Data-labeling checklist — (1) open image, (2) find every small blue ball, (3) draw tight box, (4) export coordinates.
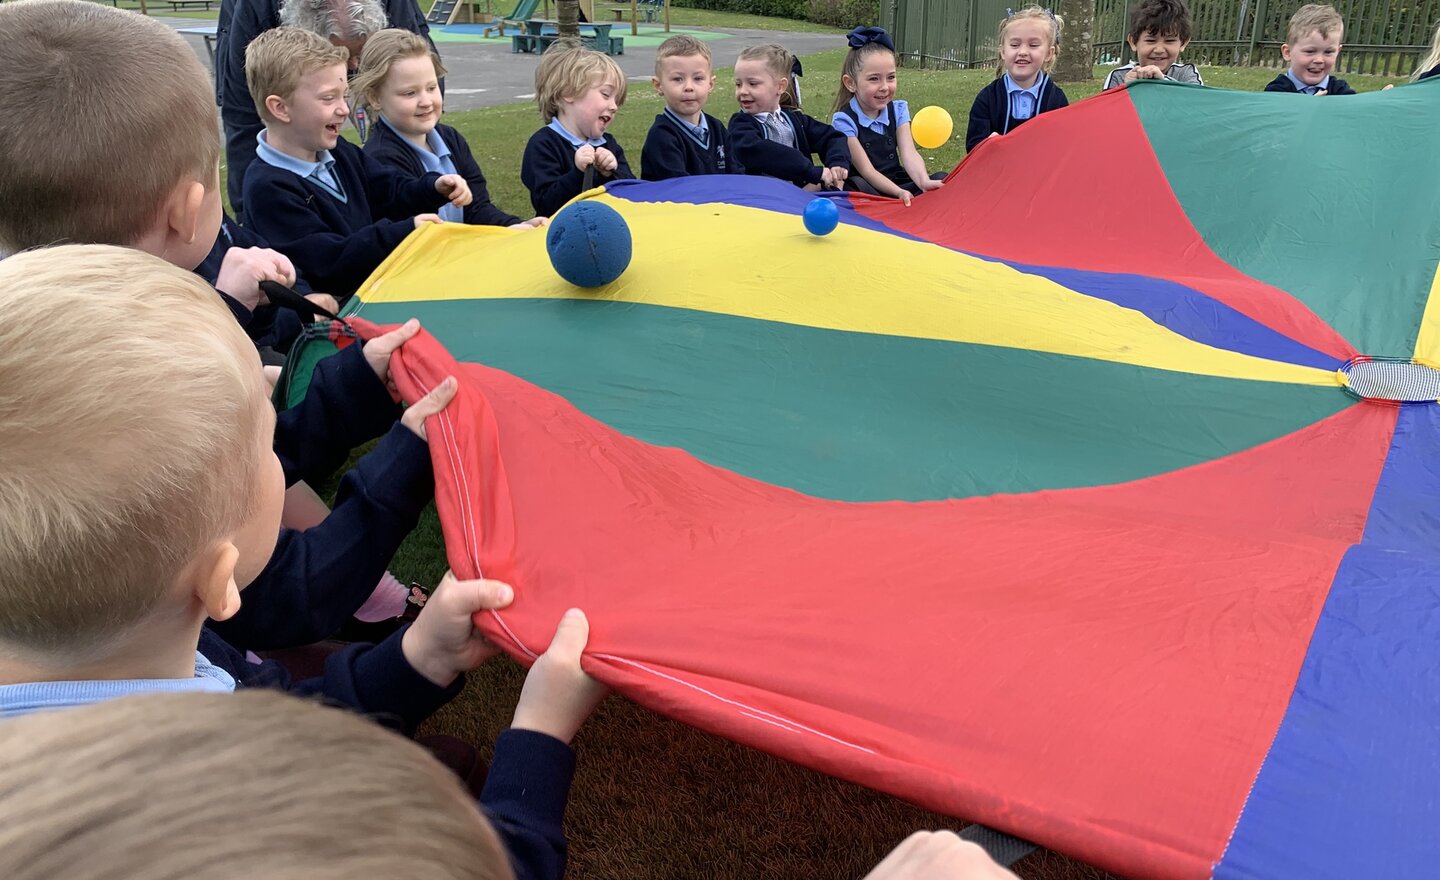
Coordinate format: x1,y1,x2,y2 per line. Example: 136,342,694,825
546,201,633,288
803,197,840,236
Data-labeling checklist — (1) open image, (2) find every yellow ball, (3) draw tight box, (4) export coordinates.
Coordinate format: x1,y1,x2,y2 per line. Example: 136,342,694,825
911,105,954,150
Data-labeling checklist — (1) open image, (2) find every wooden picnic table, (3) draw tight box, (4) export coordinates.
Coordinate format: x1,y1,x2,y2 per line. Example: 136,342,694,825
522,18,613,42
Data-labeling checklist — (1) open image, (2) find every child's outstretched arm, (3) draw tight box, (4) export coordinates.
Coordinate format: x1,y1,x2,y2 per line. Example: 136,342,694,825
729,112,825,185
964,83,1001,151
844,135,912,204
480,609,607,880
896,122,943,196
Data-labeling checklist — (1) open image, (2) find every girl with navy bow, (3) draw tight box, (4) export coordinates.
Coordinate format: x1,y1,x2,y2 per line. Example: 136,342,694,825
830,26,945,204
964,6,1070,152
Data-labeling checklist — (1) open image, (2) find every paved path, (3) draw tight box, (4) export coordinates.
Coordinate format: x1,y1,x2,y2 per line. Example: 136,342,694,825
167,16,839,113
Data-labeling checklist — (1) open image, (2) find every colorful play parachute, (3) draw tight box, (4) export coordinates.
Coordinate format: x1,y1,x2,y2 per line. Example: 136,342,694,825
343,81,1440,879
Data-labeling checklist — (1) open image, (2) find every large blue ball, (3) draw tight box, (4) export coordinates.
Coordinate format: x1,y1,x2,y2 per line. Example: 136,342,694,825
803,197,840,236
546,201,633,288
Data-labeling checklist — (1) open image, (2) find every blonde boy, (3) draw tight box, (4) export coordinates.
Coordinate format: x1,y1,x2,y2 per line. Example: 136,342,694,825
521,45,635,217
242,26,472,295
0,0,476,652
641,35,740,181
0,245,513,734
1264,4,1356,95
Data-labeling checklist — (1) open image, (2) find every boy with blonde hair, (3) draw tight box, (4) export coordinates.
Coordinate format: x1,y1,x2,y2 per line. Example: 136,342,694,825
1264,4,1355,95
641,35,740,181
0,0,460,653
0,245,514,737
242,26,473,295
521,44,635,217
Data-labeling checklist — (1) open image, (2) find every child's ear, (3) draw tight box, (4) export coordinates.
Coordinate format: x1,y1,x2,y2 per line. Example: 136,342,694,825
1178,40,1190,53
264,94,292,124
192,542,243,622
842,73,856,93
651,75,661,92
1127,36,1139,52
166,178,208,246
1281,43,1292,62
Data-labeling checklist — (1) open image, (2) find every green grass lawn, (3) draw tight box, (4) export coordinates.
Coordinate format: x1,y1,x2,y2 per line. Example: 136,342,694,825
301,56,1403,880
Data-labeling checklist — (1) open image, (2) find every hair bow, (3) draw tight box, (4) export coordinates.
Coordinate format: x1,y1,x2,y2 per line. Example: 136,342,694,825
846,26,894,51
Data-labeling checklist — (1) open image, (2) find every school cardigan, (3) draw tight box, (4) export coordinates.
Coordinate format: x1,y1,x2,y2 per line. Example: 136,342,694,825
728,109,850,186
640,111,739,181
965,76,1070,152
521,126,634,217
208,343,438,651
1263,73,1357,95
365,120,523,227
243,136,447,295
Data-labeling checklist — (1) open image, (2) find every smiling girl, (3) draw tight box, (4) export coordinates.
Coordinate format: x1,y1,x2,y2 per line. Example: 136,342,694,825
964,7,1070,152
355,29,544,228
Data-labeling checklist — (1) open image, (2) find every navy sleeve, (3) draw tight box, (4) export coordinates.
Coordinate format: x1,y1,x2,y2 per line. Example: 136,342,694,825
641,117,688,181
1050,85,1070,110
208,423,433,650
273,341,401,487
800,113,850,169
966,83,999,151
715,116,743,174
448,129,524,226
243,164,414,294
481,729,577,880
1420,64,1440,81
1328,77,1357,95
356,143,447,221
522,129,587,217
729,112,822,185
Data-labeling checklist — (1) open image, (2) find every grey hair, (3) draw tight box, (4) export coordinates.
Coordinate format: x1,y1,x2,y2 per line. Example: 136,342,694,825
279,0,389,39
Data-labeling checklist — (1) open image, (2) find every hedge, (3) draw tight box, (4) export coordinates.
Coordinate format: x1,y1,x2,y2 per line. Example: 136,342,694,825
669,0,880,28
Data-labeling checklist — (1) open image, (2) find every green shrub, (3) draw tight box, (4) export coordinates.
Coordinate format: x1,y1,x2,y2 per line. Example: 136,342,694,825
805,0,879,27
669,0,809,19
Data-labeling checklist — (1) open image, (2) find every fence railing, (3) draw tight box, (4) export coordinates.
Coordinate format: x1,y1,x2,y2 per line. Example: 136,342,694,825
886,0,1440,76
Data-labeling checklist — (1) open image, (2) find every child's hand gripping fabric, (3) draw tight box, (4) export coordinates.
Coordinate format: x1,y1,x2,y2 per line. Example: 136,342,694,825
821,165,849,189
401,572,518,687
215,246,297,312
862,831,1018,880
512,609,608,744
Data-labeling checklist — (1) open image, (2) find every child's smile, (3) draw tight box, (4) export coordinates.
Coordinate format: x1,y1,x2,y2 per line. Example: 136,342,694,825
375,55,444,145
1130,30,1186,72
733,58,784,114
1001,19,1052,87
1284,28,1342,85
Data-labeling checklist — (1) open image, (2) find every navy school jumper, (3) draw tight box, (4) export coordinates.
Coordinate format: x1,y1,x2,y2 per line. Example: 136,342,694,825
728,109,850,186
1263,73,1357,95
640,111,741,181
833,103,915,194
243,136,448,295
964,76,1070,152
521,126,634,218
364,120,524,227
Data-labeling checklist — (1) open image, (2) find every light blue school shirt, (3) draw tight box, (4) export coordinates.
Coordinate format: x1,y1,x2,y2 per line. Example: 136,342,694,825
831,98,910,137
1003,73,1047,120
1284,70,1332,94
255,130,346,202
546,118,608,148
0,652,236,719
380,115,462,222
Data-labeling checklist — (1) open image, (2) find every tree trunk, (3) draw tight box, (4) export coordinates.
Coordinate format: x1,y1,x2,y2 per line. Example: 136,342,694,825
558,0,580,38
1053,0,1095,82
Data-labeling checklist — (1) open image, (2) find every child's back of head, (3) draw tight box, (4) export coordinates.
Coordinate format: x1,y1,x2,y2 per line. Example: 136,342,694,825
0,0,218,253
0,690,515,880
0,245,269,665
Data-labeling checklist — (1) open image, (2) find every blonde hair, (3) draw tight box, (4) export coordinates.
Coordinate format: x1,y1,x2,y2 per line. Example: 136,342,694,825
0,0,219,253
654,33,712,75
995,5,1064,77
737,43,801,108
534,43,628,122
0,246,268,662
833,38,896,114
1413,20,1440,80
351,27,447,115
245,25,351,125
1286,3,1344,44
0,691,516,880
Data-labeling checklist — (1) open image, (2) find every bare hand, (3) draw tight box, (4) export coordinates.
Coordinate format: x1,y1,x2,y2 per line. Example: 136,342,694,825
401,573,516,687
436,174,472,207
511,216,548,229
1128,65,1165,81
511,609,608,744
917,177,944,192
214,247,295,312
362,318,420,400
574,144,596,171
593,147,618,176
400,375,457,441
862,832,1018,880
413,213,444,229
303,292,340,316
1316,88,1329,96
